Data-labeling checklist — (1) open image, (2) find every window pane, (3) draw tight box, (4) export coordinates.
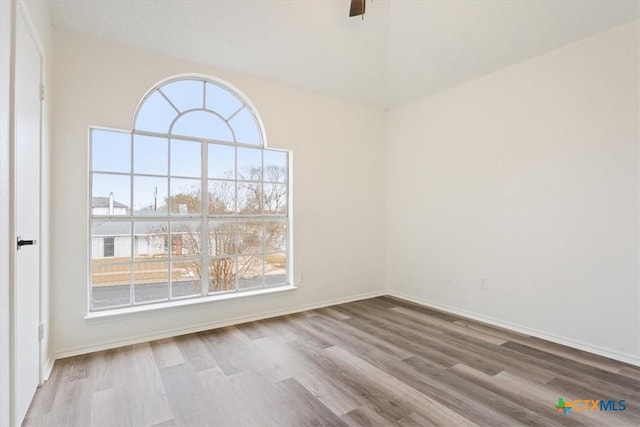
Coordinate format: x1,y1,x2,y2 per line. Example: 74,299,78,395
209,257,236,293
92,173,130,216
208,221,238,257
133,176,168,215
264,220,286,253
263,150,287,183
237,182,262,214
205,82,242,119
91,262,131,309
134,135,168,175
265,253,287,286
172,260,201,298
92,221,131,260
208,180,235,215
171,111,233,142
237,221,263,255
169,178,201,215
134,261,169,303
208,144,235,179
229,108,260,145
237,255,263,289
134,90,177,134
263,184,287,215
133,222,168,262
160,80,204,113
237,147,261,181
171,221,200,258
92,129,130,173
171,139,201,178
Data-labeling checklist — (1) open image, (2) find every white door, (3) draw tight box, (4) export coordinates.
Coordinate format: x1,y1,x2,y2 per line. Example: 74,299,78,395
13,7,42,426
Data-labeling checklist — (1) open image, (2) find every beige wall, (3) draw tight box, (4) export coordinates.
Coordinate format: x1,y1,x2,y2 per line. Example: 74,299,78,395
51,19,640,365
51,30,387,356
387,21,639,362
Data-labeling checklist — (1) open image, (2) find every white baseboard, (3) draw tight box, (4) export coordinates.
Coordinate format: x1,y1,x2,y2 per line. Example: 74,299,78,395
388,291,640,367
50,289,640,369
41,355,54,384
52,289,386,361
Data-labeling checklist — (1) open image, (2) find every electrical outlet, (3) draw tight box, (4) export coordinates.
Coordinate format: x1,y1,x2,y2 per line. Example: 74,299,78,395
480,277,488,290
299,272,306,283
445,272,453,283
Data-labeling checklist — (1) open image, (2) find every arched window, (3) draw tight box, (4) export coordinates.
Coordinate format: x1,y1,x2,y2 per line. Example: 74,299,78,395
89,76,290,311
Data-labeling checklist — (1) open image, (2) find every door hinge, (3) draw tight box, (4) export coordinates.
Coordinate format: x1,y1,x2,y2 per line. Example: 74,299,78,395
38,324,44,341
39,84,45,101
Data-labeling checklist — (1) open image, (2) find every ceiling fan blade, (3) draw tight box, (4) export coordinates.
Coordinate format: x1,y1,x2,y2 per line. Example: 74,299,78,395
349,0,366,17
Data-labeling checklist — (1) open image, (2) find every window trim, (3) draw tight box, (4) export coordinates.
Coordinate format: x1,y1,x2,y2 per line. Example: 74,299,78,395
87,75,293,314
84,284,297,322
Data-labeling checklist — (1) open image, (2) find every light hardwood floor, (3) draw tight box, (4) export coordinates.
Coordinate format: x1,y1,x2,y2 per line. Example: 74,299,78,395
25,297,640,426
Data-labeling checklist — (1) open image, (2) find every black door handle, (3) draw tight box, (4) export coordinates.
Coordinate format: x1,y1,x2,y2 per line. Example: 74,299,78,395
17,236,37,250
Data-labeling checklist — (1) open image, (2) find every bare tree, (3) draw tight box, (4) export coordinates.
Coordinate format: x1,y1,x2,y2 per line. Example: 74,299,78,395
154,164,287,292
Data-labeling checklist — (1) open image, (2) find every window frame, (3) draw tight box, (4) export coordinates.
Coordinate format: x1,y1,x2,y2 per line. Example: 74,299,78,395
87,75,293,313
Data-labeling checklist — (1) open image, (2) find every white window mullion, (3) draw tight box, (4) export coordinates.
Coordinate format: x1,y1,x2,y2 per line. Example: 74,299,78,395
234,146,239,291
201,140,209,296
261,150,266,289
129,131,135,306
168,137,173,300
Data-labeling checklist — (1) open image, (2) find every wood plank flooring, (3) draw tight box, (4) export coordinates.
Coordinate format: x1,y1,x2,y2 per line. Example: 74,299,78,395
25,297,640,426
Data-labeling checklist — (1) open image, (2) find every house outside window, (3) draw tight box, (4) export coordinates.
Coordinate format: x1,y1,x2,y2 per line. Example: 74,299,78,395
89,76,291,311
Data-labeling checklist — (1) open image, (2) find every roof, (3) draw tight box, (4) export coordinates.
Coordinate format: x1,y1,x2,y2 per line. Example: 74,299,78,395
92,196,128,209
92,221,167,236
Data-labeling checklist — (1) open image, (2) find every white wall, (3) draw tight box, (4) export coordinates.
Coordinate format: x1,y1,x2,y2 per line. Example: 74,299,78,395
51,30,387,356
387,21,640,362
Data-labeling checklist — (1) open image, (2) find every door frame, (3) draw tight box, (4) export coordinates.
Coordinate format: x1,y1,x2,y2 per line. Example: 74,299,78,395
5,2,44,425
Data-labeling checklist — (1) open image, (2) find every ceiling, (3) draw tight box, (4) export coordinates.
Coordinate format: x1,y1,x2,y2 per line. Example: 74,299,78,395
49,0,639,109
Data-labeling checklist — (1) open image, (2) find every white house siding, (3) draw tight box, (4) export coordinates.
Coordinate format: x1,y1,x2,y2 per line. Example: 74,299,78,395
92,207,127,216
91,235,132,259
92,235,169,259
115,236,131,257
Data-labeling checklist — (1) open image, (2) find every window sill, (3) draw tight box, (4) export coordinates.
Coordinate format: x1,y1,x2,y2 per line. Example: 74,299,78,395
84,284,297,323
